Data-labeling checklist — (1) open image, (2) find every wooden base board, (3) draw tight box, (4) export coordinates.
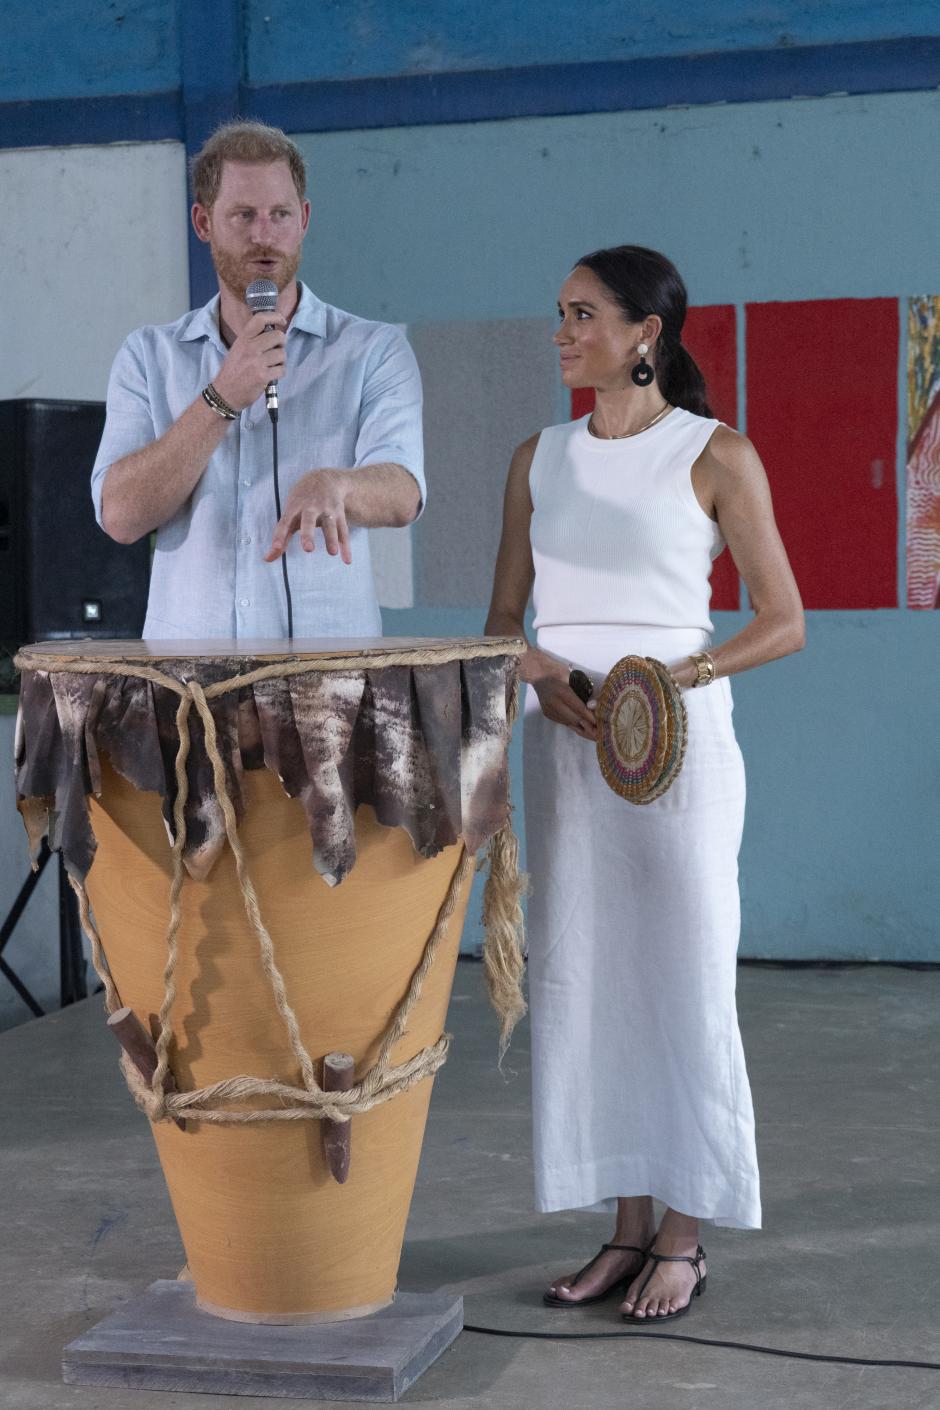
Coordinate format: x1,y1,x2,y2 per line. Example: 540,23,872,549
62,1281,463,1402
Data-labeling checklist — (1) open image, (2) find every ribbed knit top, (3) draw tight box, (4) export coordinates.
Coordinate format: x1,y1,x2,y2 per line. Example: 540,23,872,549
529,408,725,633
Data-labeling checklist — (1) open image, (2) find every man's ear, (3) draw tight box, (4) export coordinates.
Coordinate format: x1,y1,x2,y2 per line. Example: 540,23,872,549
192,203,212,245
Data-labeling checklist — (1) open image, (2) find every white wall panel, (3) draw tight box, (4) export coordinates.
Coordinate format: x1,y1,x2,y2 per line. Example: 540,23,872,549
1,141,190,402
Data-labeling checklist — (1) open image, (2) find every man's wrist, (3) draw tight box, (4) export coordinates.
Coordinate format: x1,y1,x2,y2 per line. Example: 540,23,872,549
202,383,238,420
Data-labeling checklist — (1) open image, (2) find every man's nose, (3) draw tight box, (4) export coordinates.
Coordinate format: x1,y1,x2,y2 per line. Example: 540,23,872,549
249,215,276,242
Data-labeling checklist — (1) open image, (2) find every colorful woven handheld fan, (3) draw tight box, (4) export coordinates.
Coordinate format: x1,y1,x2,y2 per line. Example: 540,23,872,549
595,655,688,804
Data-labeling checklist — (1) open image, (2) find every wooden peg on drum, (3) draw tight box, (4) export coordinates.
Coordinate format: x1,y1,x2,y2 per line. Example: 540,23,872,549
106,1007,186,1131
322,1052,355,1184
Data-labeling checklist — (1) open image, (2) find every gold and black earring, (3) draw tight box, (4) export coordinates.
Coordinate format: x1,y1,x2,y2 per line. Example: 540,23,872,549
631,342,654,387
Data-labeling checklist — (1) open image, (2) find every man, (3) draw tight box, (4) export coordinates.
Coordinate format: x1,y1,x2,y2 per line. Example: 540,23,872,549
92,121,423,638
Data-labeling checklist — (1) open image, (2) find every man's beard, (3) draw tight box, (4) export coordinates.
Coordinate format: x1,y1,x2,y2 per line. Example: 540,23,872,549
211,241,302,298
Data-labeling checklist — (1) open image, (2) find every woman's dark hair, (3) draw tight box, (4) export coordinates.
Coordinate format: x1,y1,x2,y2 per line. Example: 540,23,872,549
575,245,712,417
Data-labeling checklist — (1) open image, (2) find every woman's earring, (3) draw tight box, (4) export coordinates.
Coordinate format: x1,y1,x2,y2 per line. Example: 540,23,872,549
632,342,654,387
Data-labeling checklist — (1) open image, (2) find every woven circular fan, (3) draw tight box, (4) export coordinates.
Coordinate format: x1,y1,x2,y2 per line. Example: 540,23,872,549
595,655,687,805
643,658,688,802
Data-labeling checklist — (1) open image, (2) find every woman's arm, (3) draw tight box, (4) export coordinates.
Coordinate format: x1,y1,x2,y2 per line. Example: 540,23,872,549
485,435,597,738
675,425,805,688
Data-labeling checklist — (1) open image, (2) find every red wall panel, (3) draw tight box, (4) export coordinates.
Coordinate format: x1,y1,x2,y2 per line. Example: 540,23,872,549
684,306,740,609
570,305,740,609
746,298,898,609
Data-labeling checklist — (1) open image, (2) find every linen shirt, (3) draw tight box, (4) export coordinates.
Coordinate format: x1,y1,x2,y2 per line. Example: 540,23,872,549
91,283,424,638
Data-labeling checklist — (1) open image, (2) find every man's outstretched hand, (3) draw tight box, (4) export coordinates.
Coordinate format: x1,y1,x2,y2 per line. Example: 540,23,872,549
264,468,353,563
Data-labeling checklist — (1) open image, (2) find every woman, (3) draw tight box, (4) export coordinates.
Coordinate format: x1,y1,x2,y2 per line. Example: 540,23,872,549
485,245,804,1322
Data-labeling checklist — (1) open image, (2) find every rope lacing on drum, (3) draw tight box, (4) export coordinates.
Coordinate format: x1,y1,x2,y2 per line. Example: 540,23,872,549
18,643,527,1127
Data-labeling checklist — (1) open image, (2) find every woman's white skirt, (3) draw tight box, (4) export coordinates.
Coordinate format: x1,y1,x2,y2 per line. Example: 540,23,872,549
524,624,761,1230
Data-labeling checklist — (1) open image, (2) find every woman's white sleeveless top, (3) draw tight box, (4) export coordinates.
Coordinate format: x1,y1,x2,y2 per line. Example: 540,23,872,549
529,408,726,634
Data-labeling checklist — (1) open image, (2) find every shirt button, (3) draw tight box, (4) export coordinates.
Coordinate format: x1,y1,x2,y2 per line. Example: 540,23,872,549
241,536,252,546
242,478,252,487
239,598,250,608
244,418,254,429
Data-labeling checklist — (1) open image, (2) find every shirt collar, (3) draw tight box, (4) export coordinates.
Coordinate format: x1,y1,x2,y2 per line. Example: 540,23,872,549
178,282,327,346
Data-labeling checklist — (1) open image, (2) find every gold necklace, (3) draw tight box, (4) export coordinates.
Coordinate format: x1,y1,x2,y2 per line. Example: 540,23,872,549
587,403,672,439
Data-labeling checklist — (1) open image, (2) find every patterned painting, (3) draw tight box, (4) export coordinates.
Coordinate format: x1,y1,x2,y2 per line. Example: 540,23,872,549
907,297,940,609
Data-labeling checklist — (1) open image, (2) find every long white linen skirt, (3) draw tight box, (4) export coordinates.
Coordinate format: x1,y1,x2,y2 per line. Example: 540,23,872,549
524,624,761,1229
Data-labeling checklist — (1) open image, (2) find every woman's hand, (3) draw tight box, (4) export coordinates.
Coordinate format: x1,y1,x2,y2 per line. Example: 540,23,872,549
524,651,597,740
669,658,699,690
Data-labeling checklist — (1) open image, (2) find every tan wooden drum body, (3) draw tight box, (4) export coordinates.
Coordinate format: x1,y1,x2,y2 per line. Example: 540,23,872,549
84,761,472,1322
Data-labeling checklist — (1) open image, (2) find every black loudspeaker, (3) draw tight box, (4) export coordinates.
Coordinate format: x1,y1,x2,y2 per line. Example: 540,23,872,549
0,399,150,661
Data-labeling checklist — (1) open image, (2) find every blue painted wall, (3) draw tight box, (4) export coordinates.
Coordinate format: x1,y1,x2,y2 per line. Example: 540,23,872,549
2,1,179,101
296,91,940,321
245,0,940,84
6,1,940,103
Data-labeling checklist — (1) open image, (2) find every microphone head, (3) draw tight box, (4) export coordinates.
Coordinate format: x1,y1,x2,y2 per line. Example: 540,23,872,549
245,278,278,315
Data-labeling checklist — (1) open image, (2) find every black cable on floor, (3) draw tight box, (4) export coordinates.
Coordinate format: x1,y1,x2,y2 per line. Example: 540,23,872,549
463,1324,940,1370
738,958,940,971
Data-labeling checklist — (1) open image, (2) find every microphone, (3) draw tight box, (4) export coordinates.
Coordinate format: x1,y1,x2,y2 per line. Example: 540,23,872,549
245,276,293,635
245,278,280,419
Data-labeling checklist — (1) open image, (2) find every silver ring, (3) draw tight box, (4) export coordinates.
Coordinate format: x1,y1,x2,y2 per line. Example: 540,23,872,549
321,512,333,519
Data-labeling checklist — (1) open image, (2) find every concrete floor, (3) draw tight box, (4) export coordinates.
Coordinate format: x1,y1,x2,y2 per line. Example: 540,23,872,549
2,959,940,1409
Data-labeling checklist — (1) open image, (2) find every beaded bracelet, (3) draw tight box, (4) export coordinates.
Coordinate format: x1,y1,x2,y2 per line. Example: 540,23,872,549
202,383,238,421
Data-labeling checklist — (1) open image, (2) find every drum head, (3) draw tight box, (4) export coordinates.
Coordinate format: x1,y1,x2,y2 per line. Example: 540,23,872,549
595,655,687,805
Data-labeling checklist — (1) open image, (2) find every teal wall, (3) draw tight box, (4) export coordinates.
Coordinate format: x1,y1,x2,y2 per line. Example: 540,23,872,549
297,90,940,319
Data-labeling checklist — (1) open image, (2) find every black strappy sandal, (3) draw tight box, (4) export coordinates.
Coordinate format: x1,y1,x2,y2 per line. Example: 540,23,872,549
543,1242,648,1308
621,1243,707,1323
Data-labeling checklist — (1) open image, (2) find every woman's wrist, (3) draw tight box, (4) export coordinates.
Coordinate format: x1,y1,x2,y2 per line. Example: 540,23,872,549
520,646,567,687
671,652,719,689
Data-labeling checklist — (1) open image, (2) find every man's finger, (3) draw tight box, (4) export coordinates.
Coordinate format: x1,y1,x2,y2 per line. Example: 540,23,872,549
336,514,352,565
264,510,297,561
248,312,287,334
299,507,320,553
319,512,341,557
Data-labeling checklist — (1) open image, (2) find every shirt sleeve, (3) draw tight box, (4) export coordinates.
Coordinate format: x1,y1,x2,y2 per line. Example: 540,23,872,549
354,326,426,516
90,330,157,527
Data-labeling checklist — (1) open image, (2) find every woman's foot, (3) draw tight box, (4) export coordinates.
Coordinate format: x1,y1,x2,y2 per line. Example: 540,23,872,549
545,1196,655,1306
545,1242,647,1305
620,1209,706,1320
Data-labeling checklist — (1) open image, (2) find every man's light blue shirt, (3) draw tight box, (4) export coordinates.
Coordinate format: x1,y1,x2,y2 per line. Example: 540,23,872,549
91,283,424,638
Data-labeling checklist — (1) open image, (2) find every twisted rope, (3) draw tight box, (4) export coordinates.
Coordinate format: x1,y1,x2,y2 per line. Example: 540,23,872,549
26,642,526,1126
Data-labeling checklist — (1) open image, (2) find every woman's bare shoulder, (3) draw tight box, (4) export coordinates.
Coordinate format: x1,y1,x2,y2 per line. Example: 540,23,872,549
702,423,765,484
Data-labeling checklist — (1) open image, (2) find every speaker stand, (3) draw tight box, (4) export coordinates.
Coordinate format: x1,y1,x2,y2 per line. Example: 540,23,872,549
0,839,87,1017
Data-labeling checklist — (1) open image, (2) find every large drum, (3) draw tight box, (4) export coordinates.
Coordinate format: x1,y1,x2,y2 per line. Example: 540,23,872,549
15,637,524,1324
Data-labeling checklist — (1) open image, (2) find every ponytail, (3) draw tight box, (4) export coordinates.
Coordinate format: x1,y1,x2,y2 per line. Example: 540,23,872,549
656,337,712,418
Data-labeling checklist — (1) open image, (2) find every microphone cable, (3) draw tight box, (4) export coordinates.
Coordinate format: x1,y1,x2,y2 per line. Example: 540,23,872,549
267,398,293,640
462,1322,940,1372
246,277,293,639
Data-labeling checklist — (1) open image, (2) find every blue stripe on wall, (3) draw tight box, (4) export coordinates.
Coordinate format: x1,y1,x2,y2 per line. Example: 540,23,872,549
2,38,939,152
0,92,181,148
248,37,940,132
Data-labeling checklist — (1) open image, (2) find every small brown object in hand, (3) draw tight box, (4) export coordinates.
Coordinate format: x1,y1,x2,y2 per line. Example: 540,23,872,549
568,669,594,705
